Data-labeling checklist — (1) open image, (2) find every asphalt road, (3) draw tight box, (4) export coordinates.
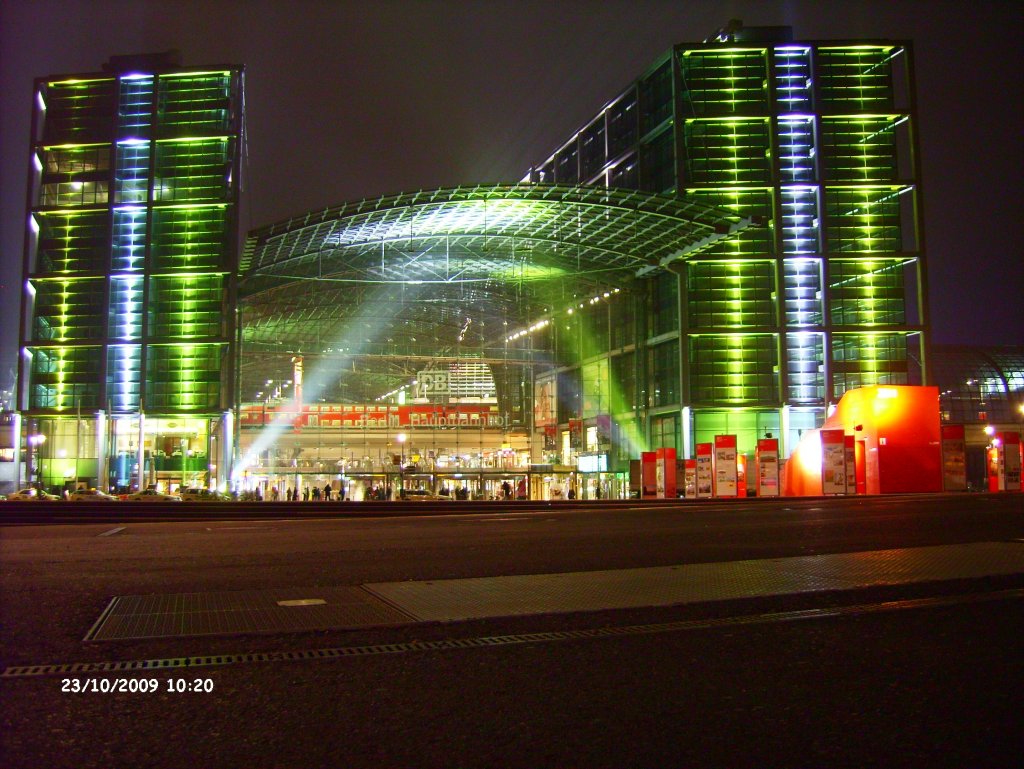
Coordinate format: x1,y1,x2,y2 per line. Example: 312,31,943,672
1,494,1022,768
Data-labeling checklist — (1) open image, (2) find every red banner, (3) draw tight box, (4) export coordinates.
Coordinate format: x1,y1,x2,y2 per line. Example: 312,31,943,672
240,403,503,429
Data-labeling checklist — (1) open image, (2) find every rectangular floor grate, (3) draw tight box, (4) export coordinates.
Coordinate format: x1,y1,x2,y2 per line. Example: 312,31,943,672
85,586,417,641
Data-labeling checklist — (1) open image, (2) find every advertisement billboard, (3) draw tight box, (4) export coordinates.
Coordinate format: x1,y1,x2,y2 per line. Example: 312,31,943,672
844,435,857,495
940,424,967,491
821,429,847,495
695,443,713,498
684,459,696,498
993,432,1022,492
755,438,779,497
656,447,677,498
713,435,737,497
641,451,658,498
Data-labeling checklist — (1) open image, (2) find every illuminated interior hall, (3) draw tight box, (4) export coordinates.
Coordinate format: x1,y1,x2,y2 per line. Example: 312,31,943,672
236,185,748,500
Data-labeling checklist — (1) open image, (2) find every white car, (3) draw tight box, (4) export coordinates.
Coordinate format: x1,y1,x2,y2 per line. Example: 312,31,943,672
178,488,230,502
68,488,119,502
122,488,182,502
6,488,61,501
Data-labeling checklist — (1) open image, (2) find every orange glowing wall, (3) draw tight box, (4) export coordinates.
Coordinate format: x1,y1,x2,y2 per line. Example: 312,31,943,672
783,385,943,496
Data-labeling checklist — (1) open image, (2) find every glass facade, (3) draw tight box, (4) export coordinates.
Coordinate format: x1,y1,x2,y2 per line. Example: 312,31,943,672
931,346,1024,426
18,57,242,491
524,29,927,464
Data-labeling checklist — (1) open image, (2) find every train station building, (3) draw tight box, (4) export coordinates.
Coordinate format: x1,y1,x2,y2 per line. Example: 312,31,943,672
8,24,961,498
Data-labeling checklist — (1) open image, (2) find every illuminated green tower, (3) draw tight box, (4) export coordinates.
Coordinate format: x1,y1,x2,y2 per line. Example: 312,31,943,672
524,23,927,460
17,52,243,491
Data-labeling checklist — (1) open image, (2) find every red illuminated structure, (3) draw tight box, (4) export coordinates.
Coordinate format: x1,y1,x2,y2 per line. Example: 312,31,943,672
655,447,677,498
641,451,657,498
783,386,943,496
987,432,1022,492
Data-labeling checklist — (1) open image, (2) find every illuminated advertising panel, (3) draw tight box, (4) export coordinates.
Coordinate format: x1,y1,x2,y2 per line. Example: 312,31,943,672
998,432,1021,492
696,443,713,498
756,438,779,497
941,424,966,491
821,429,846,495
713,435,737,497
844,434,857,495
656,447,677,498
641,451,658,498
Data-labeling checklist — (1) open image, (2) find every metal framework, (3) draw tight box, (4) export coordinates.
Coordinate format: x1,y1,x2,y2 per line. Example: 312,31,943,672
239,184,749,402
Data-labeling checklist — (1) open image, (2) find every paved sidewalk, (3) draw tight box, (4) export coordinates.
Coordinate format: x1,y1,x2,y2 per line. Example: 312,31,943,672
364,541,1024,621
85,541,1024,641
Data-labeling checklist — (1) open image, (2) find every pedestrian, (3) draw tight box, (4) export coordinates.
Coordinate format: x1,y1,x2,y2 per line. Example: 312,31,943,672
323,483,332,501
271,486,279,501
303,487,309,501
567,486,576,500
312,486,320,501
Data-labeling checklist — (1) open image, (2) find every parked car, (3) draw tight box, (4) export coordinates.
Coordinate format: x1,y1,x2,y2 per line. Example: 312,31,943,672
122,488,182,502
400,489,444,501
178,488,230,502
6,488,61,501
68,488,119,502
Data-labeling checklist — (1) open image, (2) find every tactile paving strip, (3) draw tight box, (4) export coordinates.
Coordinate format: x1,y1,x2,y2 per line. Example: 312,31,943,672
364,542,1024,622
85,586,416,641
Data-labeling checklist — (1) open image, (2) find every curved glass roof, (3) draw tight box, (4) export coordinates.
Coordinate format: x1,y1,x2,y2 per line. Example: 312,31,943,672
932,345,1024,424
238,184,750,402
241,184,748,281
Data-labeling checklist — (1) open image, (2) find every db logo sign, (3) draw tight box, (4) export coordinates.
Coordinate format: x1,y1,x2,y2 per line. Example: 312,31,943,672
418,371,449,395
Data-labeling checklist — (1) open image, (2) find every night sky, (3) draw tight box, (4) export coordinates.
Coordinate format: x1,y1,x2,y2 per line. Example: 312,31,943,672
1,0,1021,389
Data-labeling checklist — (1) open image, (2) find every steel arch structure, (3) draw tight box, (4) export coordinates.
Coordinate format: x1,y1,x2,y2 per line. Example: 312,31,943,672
239,184,750,404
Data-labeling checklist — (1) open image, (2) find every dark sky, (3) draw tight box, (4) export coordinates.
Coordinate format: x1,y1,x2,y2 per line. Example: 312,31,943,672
1,0,1021,386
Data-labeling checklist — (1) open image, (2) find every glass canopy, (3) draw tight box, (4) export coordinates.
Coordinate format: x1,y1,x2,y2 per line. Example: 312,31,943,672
239,184,750,404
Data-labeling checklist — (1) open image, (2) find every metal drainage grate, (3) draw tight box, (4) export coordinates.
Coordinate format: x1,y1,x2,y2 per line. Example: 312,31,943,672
5,588,1020,679
84,586,417,642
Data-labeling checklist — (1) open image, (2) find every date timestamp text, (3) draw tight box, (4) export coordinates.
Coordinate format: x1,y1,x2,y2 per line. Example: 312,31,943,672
62,678,214,693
